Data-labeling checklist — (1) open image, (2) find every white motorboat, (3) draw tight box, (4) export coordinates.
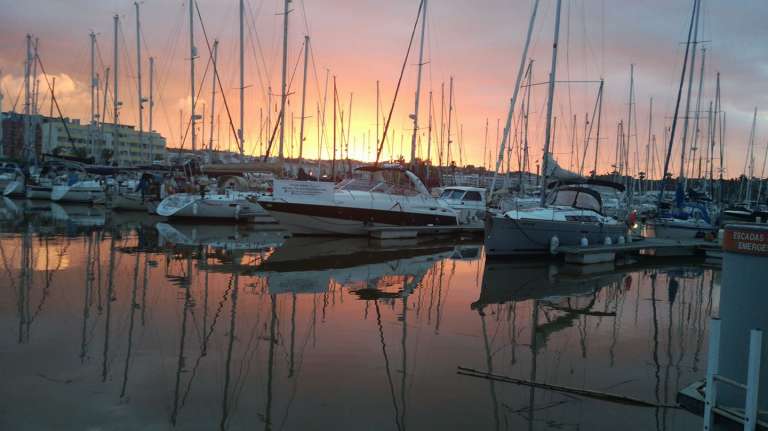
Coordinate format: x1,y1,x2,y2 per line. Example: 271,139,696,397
437,186,486,223
156,189,272,222
51,179,105,204
485,186,627,256
258,165,459,236
3,179,25,197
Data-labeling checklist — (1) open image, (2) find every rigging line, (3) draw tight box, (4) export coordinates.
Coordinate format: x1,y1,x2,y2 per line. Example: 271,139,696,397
35,54,78,151
178,53,213,151
195,0,243,155
262,38,307,160
245,0,271,105
375,0,425,166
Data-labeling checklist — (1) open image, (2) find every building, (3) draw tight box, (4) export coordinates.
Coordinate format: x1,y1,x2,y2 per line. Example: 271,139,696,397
0,112,166,166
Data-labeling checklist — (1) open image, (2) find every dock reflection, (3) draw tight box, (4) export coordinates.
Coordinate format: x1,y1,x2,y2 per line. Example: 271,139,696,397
0,198,717,430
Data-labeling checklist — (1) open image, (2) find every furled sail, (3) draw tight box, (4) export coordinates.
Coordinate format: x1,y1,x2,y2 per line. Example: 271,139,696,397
544,153,583,182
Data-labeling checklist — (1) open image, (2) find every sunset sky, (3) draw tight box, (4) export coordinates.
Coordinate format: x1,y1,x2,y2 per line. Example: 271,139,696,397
1,0,767,178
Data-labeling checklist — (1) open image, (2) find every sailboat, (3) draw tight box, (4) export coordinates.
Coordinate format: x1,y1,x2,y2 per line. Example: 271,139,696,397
648,0,716,239
484,1,626,256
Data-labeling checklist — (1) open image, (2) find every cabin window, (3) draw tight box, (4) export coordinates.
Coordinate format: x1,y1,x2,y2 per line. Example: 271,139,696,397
463,191,482,202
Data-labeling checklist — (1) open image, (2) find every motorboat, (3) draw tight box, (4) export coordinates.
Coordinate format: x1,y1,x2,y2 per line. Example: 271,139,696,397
156,189,272,222
484,185,627,256
258,165,459,235
437,186,486,223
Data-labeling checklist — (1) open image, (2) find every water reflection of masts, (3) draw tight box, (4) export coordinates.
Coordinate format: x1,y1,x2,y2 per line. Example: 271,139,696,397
18,227,32,343
170,260,192,426
101,233,117,382
650,273,662,431
219,271,239,430
375,299,402,431
119,252,141,397
527,300,539,431
80,231,96,362
478,304,501,431
264,293,277,431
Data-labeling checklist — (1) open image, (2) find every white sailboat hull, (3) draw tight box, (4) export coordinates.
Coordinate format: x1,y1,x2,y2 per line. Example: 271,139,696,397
51,182,105,203
646,218,715,240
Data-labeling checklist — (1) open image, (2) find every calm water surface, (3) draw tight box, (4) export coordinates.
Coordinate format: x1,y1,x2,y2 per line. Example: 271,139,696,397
0,200,718,430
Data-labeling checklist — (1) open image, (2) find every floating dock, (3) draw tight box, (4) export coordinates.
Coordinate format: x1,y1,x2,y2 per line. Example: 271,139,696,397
365,224,484,239
555,237,719,265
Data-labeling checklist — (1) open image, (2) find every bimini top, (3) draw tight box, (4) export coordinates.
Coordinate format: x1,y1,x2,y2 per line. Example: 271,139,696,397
548,178,626,192
547,186,604,213
340,165,430,196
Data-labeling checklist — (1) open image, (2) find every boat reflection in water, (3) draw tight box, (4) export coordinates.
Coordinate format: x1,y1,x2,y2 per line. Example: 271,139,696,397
0,207,721,430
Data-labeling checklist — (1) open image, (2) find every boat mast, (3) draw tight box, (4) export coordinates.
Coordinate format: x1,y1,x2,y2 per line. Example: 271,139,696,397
678,0,701,182
299,35,310,165
149,56,154,163
189,0,197,154
239,0,245,160
113,15,120,159
446,76,453,166
539,0,563,206
278,0,291,160
409,0,427,169
645,97,653,193
209,39,218,161
90,31,97,159
691,47,706,182
657,0,699,205
135,2,144,166
23,34,32,162
743,108,758,205
332,75,337,178
489,0,540,201
715,72,723,205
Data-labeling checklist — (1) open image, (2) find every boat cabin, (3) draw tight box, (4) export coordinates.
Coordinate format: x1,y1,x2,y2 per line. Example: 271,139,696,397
547,186,605,214
336,165,431,197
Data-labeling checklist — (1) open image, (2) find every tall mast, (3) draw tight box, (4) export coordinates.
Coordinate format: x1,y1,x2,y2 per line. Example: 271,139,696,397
209,40,219,161
189,0,197,153
113,15,120,161
658,0,699,205
278,0,291,160
148,57,154,162
332,75,336,178
135,2,144,165
593,79,604,176
409,0,428,168
446,76,453,166
23,34,32,161
90,31,97,158
488,0,540,200
678,0,701,180
744,108,758,205
625,64,634,180
298,36,310,165
239,0,245,160
690,47,706,182
715,72,722,204
376,80,380,155
539,0,564,206
645,97,653,192
426,90,433,180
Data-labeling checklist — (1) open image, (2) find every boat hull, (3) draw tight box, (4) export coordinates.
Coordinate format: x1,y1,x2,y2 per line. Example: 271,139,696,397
26,185,52,200
484,214,627,256
646,218,715,240
51,184,105,203
3,180,25,197
108,192,151,211
156,193,272,222
259,200,459,236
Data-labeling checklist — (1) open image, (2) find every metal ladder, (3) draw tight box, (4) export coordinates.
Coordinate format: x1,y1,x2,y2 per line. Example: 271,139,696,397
704,318,764,431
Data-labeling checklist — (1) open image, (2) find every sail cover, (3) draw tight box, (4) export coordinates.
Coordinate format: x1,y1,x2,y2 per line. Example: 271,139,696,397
544,153,583,182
